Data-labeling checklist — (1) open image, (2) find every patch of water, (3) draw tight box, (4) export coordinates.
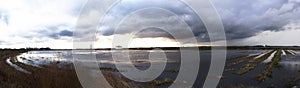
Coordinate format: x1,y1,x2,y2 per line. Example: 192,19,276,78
6,57,31,74
263,51,277,63
254,50,272,59
282,50,287,56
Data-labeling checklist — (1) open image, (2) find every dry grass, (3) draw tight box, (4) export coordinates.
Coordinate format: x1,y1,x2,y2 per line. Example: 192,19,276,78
0,50,141,88
0,50,82,88
102,72,141,88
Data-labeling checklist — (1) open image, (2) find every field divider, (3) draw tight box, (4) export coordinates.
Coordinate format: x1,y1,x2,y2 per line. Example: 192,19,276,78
285,50,296,55
9,56,40,74
227,55,259,67
262,51,277,63
282,50,286,56
6,57,31,74
255,50,282,81
235,50,276,75
227,51,271,67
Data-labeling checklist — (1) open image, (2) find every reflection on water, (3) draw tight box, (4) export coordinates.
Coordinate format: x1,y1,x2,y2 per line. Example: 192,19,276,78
263,51,277,63
16,51,70,67
280,54,300,71
6,50,300,87
221,50,300,88
6,57,31,74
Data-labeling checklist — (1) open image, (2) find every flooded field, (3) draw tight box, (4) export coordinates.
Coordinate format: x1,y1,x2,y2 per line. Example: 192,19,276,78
2,49,300,87
221,50,300,88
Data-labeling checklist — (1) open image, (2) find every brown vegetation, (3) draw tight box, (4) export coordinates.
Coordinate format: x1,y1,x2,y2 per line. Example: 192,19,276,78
235,50,275,75
255,50,282,81
0,50,140,88
227,55,259,67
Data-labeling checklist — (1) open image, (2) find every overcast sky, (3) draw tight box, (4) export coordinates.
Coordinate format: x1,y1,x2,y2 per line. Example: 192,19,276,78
0,0,300,49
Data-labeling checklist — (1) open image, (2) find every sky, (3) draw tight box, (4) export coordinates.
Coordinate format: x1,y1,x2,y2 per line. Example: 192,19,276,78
0,0,300,49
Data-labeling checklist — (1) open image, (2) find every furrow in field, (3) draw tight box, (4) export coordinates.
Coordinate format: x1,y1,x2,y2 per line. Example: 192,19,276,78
285,50,296,55
288,50,297,55
235,50,276,75
253,51,273,60
13,57,40,73
6,57,31,74
262,51,277,63
16,56,42,68
227,51,271,67
227,55,259,67
282,50,286,56
256,50,282,81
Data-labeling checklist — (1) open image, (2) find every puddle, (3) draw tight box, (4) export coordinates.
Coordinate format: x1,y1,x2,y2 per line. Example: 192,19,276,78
6,57,31,74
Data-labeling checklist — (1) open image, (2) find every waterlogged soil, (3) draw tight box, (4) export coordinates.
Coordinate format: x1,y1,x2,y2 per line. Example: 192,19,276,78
0,50,82,88
219,50,300,88
0,50,138,88
1,49,299,88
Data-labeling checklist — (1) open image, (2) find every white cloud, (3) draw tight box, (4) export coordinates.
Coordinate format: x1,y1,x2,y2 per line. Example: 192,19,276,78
0,0,85,49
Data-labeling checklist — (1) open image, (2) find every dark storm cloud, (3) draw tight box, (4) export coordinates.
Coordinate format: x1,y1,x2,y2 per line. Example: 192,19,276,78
134,27,173,38
48,29,73,39
41,25,62,38
214,0,300,40
95,0,300,44
20,25,74,40
101,29,114,36
47,30,73,39
49,34,59,39
59,30,73,37
98,0,210,42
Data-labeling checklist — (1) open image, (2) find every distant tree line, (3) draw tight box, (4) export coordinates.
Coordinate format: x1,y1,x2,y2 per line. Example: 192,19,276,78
0,47,51,50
